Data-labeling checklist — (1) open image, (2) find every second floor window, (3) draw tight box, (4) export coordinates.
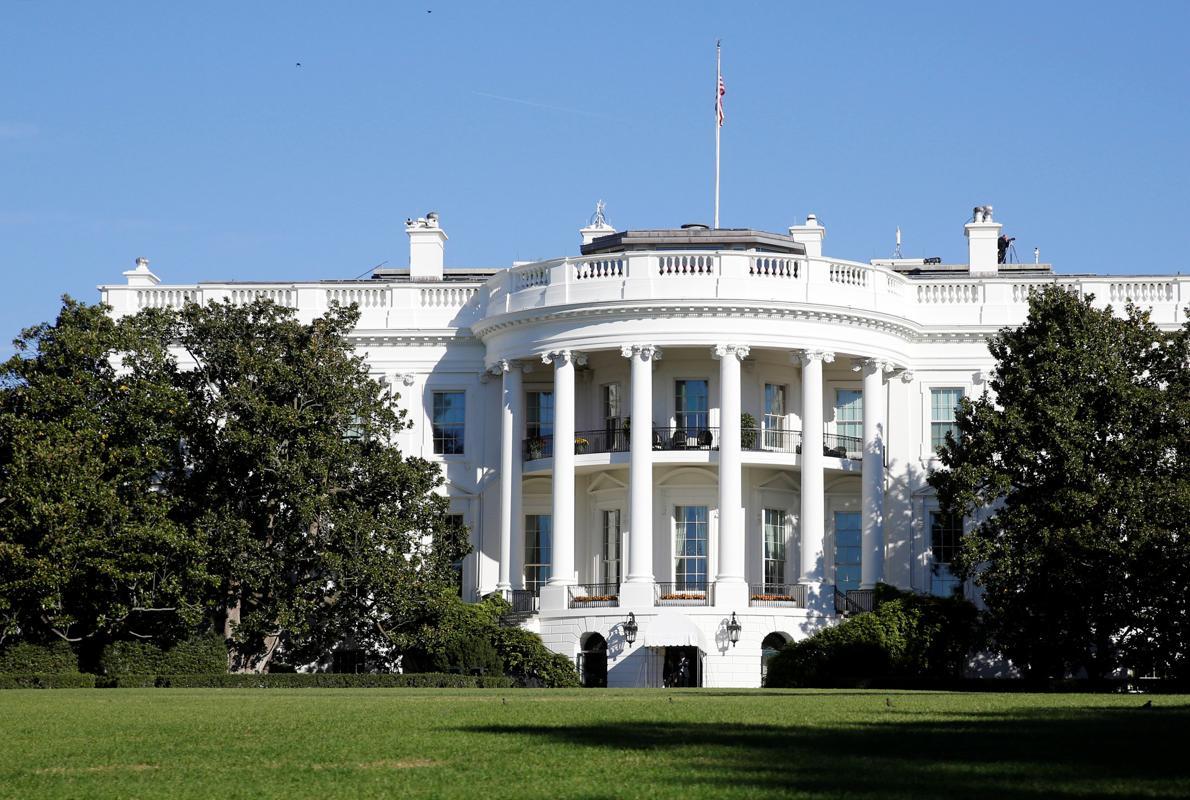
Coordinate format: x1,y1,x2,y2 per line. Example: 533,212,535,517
835,389,863,443
675,379,709,435
526,390,554,439
431,391,465,455
931,387,964,451
763,383,786,448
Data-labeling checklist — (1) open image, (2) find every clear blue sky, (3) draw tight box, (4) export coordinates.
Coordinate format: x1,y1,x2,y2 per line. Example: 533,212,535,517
3,2,1188,356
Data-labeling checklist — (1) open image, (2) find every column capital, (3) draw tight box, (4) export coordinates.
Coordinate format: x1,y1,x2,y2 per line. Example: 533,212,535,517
794,349,835,366
542,350,587,368
620,344,663,362
852,358,897,377
395,372,417,387
712,344,750,361
899,369,916,384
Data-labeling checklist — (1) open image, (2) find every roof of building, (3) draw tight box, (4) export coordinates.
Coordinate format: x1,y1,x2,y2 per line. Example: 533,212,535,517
581,227,807,256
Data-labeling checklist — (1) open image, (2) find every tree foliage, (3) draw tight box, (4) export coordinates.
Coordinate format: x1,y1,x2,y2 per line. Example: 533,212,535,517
930,288,1189,680
0,297,469,673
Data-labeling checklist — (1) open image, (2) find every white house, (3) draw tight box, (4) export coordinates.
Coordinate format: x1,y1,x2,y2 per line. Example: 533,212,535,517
99,205,1188,688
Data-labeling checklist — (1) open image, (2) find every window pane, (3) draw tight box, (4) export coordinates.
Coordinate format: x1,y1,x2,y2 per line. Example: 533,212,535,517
763,508,786,587
674,505,708,589
602,509,621,585
432,391,466,455
675,380,709,433
930,388,963,449
524,514,552,593
526,391,554,439
834,511,862,592
836,389,863,442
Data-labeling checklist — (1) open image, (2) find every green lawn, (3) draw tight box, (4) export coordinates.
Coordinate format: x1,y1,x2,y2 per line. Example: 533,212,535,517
1,689,1187,799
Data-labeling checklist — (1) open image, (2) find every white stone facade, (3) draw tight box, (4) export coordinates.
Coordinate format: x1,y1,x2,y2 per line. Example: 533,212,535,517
99,210,1188,688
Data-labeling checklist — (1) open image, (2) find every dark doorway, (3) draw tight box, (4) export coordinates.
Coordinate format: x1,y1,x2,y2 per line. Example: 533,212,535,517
663,646,700,687
580,633,608,688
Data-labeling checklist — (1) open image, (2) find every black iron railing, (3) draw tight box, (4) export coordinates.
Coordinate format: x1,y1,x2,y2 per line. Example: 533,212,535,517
568,583,620,609
651,426,718,452
749,583,807,608
743,427,801,454
834,587,875,615
823,433,863,460
574,428,630,455
509,589,539,614
655,581,712,606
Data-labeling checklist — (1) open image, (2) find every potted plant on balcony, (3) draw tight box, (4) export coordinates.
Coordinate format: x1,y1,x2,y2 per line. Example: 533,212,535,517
574,436,589,455
741,413,758,449
527,436,547,460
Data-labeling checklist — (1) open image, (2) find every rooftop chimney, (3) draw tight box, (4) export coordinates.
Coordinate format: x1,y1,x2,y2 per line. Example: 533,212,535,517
965,205,1001,276
579,200,615,246
123,256,160,286
788,214,826,258
405,211,447,281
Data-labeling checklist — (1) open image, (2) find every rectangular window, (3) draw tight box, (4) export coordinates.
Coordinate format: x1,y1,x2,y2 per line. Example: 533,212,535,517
602,383,624,450
835,389,863,444
431,391,466,455
763,509,786,588
602,509,621,586
929,511,963,597
763,384,786,449
674,379,709,435
524,514,552,593
834,511,861,593
526,391,554,439
931,387,964,451
673,505,708,590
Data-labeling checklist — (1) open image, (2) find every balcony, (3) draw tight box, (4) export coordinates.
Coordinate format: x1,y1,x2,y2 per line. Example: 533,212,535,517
522,426,862,462
655,581,712,607
748,583,808,608
568,583,620,609
834,588,875,615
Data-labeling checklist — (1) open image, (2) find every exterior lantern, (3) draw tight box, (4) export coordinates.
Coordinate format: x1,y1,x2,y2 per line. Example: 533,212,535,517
727,612,742,647
624,613,638,647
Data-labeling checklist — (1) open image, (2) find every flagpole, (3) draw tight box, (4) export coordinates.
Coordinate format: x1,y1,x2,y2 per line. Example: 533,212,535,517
714,40,721,230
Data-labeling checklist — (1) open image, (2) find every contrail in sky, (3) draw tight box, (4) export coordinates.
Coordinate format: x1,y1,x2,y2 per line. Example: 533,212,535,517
471,91,607,119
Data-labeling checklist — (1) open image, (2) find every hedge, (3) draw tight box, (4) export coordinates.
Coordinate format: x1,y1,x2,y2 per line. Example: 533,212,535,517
97,672,514,689
100,632,226,675
765,584,983,688
0,641,79,673
0,673,96,689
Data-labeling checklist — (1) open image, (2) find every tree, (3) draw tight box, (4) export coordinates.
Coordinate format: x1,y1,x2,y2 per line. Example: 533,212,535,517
930,287,1189,681
173,300,468,671
0,299,212,652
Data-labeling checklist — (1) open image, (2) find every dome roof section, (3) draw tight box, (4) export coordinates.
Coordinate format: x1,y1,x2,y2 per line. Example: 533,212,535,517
581,227,807,256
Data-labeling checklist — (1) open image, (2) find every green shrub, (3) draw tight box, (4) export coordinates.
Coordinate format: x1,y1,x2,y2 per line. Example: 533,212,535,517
0,673,95,689
765,585,983,688
0,641,79,673
155,672,513,688
101,633,227,676
493,627,580,688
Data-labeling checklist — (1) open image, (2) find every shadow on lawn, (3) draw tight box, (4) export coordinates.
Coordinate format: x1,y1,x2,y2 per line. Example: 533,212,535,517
463,706,1190,799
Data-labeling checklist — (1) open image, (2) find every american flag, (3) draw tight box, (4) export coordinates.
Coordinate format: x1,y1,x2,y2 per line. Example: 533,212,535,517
717,73,726,127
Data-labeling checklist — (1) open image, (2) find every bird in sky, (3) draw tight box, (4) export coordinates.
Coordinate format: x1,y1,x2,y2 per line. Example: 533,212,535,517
295,62,302,67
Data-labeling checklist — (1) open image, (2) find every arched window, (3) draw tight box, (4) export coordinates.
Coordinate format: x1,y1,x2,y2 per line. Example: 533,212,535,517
579,633,608,688
761,632,790,685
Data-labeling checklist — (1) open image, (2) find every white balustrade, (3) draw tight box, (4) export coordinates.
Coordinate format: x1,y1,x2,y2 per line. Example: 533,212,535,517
512,263,550,290
572,257,624,281
916,283,982,304
136,288,196,309
1109,281,1174,304
658,254,717,276
327,287,389,308
749,256,799,278
227,287,297,307
419,286,477,307
828,262,869,287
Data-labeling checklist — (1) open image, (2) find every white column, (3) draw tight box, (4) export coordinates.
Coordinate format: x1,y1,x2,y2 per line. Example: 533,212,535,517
798,350,833,608
540,349,583,610
510,364,530,590
859,359,888,589
714,344,749,607
494,360,522,593
620,345,661,608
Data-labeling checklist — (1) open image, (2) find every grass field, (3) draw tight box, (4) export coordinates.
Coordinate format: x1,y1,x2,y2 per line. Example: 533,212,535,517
1,689,1188,799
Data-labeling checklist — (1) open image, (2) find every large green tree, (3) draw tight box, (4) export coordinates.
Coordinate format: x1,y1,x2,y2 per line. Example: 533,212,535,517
930,287,1189,681
173,300,468,671
0,299,211,651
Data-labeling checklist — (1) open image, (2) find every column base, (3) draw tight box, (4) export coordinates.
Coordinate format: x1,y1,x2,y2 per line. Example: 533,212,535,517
713,579,748,609
539,583,571,612
618,580,656,609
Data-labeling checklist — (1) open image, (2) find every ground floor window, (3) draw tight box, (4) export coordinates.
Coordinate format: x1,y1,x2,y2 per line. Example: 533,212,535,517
579,633,608,688
834,511,861,593
761,632,789,685
524,514,552,593
929,511,963,596
763,508,786,588
674,505,708,589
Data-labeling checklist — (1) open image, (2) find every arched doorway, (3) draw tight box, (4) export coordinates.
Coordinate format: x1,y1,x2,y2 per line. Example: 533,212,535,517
579,633,608,688
761,632,790,686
